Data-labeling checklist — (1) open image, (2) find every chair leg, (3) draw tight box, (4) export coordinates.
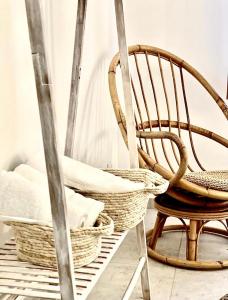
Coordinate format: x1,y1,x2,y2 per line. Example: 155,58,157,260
187,220,198,261
157,215,167,238
197,220,203,233
149,212,167,249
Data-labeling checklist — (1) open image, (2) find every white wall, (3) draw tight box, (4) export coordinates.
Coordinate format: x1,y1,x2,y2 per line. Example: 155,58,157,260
50,0,128,168
0,0,227,170
0,0,43,243
125,0,228,97
0,1,41,171
51,0,228,169
0,0,227,243
123,0,228,170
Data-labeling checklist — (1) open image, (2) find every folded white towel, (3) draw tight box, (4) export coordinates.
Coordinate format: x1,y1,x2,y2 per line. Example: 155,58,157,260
14,164,74,199
0,167,104,229
28,153,145,193
0,171,50,222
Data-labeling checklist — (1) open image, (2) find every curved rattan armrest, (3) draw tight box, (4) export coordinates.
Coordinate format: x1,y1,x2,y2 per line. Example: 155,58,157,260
136,131,188,188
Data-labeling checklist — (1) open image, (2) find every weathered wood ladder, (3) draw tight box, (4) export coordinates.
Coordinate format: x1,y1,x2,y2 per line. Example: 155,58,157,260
24,0,152,299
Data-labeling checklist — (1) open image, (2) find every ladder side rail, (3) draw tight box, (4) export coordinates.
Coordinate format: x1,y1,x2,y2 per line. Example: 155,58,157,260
114,1,152,299
65,0,88,157
25,1,76,299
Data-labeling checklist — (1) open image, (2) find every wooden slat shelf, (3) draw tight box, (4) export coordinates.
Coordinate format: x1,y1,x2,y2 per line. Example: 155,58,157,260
0,231,128,300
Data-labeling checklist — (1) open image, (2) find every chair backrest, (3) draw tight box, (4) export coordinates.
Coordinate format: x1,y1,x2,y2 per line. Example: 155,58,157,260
109,45,228,176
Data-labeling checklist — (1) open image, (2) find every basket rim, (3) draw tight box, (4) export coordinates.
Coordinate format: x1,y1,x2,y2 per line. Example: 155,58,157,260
69,168,168,195
4,213,113,235
71,187,151,196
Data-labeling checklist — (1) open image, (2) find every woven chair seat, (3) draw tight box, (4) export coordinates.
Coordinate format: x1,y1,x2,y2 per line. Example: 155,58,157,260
185,170,228,192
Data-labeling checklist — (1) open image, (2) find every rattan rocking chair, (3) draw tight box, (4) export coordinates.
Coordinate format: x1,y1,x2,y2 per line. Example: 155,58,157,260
108,45,228,270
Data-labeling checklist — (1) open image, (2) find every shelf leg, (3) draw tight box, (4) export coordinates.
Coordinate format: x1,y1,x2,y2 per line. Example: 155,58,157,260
65,0,88,157
114,1,151,299
25,1,76,299
122,257,146,300
135,220,152,300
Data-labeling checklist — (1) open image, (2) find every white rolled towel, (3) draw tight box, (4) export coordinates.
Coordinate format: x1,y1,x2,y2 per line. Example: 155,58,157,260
0,167,104,229
28,153,145,193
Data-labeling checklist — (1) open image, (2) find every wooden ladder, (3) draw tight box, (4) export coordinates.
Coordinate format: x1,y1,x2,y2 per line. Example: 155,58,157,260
24,0,152,299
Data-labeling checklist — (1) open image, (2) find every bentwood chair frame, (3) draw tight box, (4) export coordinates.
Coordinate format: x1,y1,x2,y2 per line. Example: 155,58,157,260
109,44,228,270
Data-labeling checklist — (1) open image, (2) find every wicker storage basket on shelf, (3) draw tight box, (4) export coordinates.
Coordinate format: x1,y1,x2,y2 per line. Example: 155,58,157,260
5,213,113,269
77,169,169,231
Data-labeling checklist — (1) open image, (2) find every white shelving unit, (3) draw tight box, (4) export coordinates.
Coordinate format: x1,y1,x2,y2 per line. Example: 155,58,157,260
0,0,152,299
0,232,128,299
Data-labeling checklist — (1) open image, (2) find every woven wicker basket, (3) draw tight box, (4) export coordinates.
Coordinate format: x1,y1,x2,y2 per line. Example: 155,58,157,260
5,213,113,269
78,169,169,231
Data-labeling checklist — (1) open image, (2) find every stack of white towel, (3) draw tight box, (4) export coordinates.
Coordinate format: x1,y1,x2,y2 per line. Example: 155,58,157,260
0,155,146,229
0,165,104,228
28,153,145,193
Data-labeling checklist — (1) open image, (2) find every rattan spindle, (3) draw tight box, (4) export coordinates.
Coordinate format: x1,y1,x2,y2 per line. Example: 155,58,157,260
131,78,151,156
139,54,174,172
158,54,180,168
180,67,205,171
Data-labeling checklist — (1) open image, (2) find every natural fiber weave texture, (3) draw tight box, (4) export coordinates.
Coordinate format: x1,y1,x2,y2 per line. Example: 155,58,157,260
6,213,113,269
185,170,228,192
79,169,168,231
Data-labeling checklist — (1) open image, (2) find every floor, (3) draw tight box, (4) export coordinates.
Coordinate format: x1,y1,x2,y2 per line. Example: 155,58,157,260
0,209,227,300
88,209,228,300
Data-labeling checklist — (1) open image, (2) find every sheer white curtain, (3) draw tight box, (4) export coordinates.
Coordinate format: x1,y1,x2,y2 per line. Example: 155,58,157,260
50,0,129,168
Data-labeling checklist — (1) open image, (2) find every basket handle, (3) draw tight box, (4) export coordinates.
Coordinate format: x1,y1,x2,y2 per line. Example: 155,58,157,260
92,214,114,236
144,179,169,195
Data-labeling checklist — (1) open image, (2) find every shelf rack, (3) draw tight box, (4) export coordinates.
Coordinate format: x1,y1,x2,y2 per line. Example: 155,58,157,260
0,0,152,299
0,232,127,299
